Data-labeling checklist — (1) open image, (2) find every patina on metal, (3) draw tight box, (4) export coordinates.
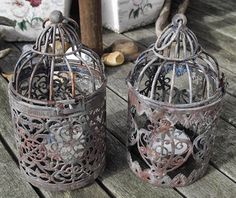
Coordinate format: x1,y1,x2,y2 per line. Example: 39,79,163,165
127,14,225,187
8,10,106,191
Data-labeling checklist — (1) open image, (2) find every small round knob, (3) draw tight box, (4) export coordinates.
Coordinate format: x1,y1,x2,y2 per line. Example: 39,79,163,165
49,10,64,24
172,14,187,26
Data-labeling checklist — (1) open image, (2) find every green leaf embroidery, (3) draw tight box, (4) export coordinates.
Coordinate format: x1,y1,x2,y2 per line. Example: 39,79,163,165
144,3,152,9
133,8,139,18
129,1,153,19
16,17,43,31
140,7,144,15
17,20,27,31
129,9,134,19
31,17,44,23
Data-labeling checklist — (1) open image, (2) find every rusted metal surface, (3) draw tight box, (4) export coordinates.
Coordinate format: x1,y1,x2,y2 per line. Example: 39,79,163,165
8,10,106,191
127,14,225,187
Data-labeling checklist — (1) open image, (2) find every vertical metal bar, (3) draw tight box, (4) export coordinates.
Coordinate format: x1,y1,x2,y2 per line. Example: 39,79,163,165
168,63,176,103
150,62,165,99
28,55,45,99
186,64,192,103
137,57,157,91
49,25,57,101
64,57,75,97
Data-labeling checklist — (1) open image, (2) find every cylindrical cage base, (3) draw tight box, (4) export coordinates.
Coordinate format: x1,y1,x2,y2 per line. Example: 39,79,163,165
8,10,107,191
9,84,106,191
127,85,222,187
126,13,225,187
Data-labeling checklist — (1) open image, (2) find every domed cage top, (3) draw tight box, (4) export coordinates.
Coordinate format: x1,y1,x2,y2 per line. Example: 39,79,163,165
8,11,106,191
10,10,106,107
126,14,225,187
128,14,223,108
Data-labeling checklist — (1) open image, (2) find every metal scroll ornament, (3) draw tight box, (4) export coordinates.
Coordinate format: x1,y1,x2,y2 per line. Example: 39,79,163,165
9,11,106,191
127,14,225,187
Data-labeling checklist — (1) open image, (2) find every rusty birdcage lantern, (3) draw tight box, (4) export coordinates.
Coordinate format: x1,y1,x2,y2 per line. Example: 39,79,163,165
8,11,106,191
127,14,225,187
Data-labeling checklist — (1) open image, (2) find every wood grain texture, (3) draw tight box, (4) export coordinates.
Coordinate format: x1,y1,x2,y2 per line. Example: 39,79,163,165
106,88,128,143
41,184,110,198
188,5,236,39
0,141,39,198
212,119,236,180
79,0,103,55
190,0,236,19
177,166,236,198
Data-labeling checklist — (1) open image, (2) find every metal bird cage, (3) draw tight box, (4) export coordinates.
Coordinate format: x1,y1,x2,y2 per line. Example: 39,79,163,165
127,14,225,187
9,10,106,191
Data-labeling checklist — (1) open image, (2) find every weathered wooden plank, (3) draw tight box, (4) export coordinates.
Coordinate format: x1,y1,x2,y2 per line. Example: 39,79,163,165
0,75,110,198
212,119,236,180
177,166,236,198
105,62,132,99
41,184,110,198
0,141,39,198
193,0,236,16
221,95,236,127
103,29,129,47
189,2,236,39
106,88,236,197
107,88,128,143
102,129,183,198
186,15,236,57
123,28,156,48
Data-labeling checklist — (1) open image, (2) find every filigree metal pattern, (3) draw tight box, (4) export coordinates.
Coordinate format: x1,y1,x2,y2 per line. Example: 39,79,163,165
127,88,221,186
10,94,106,191
9,10,106,191
127,14,225,187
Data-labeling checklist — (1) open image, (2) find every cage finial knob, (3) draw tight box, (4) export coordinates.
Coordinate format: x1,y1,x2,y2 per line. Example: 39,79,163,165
172,13,187,26
49,10,64,24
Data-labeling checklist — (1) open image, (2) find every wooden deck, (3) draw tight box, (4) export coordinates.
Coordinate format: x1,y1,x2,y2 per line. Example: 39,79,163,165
0,0,236,197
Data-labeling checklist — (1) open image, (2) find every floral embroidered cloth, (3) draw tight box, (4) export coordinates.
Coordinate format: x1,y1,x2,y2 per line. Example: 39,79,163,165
102,0,164,33
0,0,70,41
